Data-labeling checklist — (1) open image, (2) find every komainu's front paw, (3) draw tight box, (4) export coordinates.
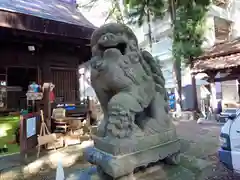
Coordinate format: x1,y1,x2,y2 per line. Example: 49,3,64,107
106,120,131,138
106,107,134,138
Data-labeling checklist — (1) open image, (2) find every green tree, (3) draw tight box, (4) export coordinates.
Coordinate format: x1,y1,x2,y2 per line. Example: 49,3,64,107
79,0,210,113
124,0,166,50
172,0,210,111
124,0,210,112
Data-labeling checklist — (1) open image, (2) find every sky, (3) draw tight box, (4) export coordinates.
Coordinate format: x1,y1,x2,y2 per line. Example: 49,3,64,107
77,0,111,27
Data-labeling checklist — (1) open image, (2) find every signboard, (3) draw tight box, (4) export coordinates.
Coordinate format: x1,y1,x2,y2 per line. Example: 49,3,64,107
20,113,41,156
26,117,36,138
168,92,175,110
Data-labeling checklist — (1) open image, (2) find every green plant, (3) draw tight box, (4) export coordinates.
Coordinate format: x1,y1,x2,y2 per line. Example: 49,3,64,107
124,0,167,49
172,0,210,107
173,0,210,65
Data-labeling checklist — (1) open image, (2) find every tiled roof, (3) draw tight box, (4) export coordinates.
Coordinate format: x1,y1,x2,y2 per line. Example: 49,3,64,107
192,38,240,73
192,53,240,73
198,37,240,58
0,0,95,28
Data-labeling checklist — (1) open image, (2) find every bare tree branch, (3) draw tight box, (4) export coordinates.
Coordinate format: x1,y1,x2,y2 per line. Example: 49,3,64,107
77,0,98,10
104,5,117,23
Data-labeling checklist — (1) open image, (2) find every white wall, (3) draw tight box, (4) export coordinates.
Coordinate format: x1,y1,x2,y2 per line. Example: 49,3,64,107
221,80,239,102
231,0,240,38
202,16,216,48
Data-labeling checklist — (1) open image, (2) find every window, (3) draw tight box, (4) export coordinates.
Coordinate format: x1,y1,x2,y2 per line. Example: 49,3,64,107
214,17,232,42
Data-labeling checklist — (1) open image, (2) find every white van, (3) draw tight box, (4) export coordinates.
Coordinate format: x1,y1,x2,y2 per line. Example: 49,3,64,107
219,109,240,173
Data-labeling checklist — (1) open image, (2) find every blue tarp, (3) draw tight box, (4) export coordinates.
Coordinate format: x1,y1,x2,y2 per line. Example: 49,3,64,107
0,0,95,28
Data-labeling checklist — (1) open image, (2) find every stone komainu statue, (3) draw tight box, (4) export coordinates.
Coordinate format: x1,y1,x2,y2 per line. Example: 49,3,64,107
90,23,173,139
85,23,180,180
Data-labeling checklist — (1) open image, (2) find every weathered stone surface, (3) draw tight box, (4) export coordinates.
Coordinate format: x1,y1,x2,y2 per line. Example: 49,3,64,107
84,23,180,179
85,140,180,178
93,130,178,155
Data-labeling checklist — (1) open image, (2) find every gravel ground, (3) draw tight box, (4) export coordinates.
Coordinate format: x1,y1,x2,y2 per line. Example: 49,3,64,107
2,119,239,180
175,120,240,180
32,120,240,180
202,154,240,180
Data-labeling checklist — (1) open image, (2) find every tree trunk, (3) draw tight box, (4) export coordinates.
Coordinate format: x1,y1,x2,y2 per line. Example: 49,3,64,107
173,60,182,110
146,9,153,52
191,74,198,110
168,0,177,23
190,60,199,119
191,72,200,119
169,0,181,113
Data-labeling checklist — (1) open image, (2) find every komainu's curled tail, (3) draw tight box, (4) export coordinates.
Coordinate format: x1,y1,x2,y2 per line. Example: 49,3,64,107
141,50,169,112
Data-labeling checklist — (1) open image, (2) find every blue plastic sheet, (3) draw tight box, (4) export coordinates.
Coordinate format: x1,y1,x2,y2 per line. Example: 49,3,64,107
0,0,94,27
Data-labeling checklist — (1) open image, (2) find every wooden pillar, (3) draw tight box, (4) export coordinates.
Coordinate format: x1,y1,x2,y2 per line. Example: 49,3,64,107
237,78,240,102
207,72,217,113
190,60,199,119
210,81,217,110
41,61,52,131
76,67,80,102
191,73,199,112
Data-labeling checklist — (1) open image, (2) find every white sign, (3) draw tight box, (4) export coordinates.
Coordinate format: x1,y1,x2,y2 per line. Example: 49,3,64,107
26,117,36,138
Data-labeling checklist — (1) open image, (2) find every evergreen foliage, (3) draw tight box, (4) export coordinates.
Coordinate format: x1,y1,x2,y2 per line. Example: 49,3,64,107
173,0,211,65
124,0,166,26
172,0,210,107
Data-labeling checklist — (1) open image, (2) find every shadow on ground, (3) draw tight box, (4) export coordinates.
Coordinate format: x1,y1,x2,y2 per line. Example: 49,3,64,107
0,120,238,180
0,144,91,180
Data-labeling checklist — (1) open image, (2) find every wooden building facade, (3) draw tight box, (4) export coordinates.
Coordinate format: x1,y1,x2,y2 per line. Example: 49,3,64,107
192,37,240,110
0,0,95,111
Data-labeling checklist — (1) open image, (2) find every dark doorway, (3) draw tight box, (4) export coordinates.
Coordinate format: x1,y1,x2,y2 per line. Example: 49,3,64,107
7,67,37,110
8,68,37,90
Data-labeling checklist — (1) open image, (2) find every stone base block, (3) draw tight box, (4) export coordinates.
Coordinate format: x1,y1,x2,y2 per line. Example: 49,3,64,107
84,136,180,179
93,129,178,156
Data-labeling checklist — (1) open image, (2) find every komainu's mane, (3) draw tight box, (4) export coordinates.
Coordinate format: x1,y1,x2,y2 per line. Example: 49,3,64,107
141,50,169,112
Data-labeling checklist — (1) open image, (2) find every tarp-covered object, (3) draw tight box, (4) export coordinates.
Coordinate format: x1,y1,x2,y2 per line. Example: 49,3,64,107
0,0,95,28
0,0,95,39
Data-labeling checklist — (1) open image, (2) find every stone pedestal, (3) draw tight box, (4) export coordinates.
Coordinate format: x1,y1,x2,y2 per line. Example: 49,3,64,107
84,129,181,179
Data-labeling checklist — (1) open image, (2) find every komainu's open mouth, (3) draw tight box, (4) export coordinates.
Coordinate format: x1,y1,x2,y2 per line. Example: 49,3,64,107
99,43,127,55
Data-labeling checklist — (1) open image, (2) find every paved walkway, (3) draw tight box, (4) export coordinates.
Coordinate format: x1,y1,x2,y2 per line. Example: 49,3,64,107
0,141,93,180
